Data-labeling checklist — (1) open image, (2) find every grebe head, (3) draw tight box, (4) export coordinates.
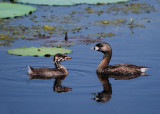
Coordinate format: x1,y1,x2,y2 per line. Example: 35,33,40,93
53,53,72,63
92,43,112,54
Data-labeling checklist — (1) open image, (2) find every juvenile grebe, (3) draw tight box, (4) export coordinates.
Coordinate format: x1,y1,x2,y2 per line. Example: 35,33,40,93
28,53,71,78
92,43,148,75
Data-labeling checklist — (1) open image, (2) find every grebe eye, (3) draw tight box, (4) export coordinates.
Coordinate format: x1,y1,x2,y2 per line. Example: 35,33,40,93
96,44,103,47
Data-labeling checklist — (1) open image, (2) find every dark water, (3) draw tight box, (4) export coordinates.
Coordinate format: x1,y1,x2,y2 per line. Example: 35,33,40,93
0,0,160,114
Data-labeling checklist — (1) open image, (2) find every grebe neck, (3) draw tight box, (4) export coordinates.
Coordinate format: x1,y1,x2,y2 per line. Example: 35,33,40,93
54,62,68,75
54,62,63,69
97,51,112,72
103,51,112,65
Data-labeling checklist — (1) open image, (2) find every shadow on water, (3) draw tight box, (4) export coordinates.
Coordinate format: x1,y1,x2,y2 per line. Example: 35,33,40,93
28,75,72,93
92,72,149,103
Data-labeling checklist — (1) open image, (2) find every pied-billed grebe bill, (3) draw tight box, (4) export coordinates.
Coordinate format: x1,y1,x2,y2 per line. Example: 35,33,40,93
92,43,148,75
28,53,71,78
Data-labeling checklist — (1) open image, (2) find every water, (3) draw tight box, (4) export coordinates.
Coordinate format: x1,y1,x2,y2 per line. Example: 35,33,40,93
0,0,160,114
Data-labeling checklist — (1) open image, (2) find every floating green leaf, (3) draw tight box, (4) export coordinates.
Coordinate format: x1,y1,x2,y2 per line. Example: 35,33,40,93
8,47,72,56
0,2,36,18
15,0,128,6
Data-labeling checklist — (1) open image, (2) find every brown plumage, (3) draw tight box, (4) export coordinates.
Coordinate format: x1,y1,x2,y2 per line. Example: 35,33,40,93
28,53,71,78
92,43,148,75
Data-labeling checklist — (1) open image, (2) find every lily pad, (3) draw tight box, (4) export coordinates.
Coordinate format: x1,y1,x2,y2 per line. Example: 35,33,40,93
8,47,72,56
14,0,128,6
0,2,36,18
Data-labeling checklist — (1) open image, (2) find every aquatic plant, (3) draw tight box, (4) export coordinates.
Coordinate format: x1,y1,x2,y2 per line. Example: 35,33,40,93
43,25,55,31
0,2,153,47
0,2,36,18
107,3,155,14
8,47,72,56
89,32,115,38
14,0,128,5
96,19,127,26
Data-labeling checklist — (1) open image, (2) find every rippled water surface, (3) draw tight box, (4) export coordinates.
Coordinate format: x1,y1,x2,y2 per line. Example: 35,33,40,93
0,0,160,114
